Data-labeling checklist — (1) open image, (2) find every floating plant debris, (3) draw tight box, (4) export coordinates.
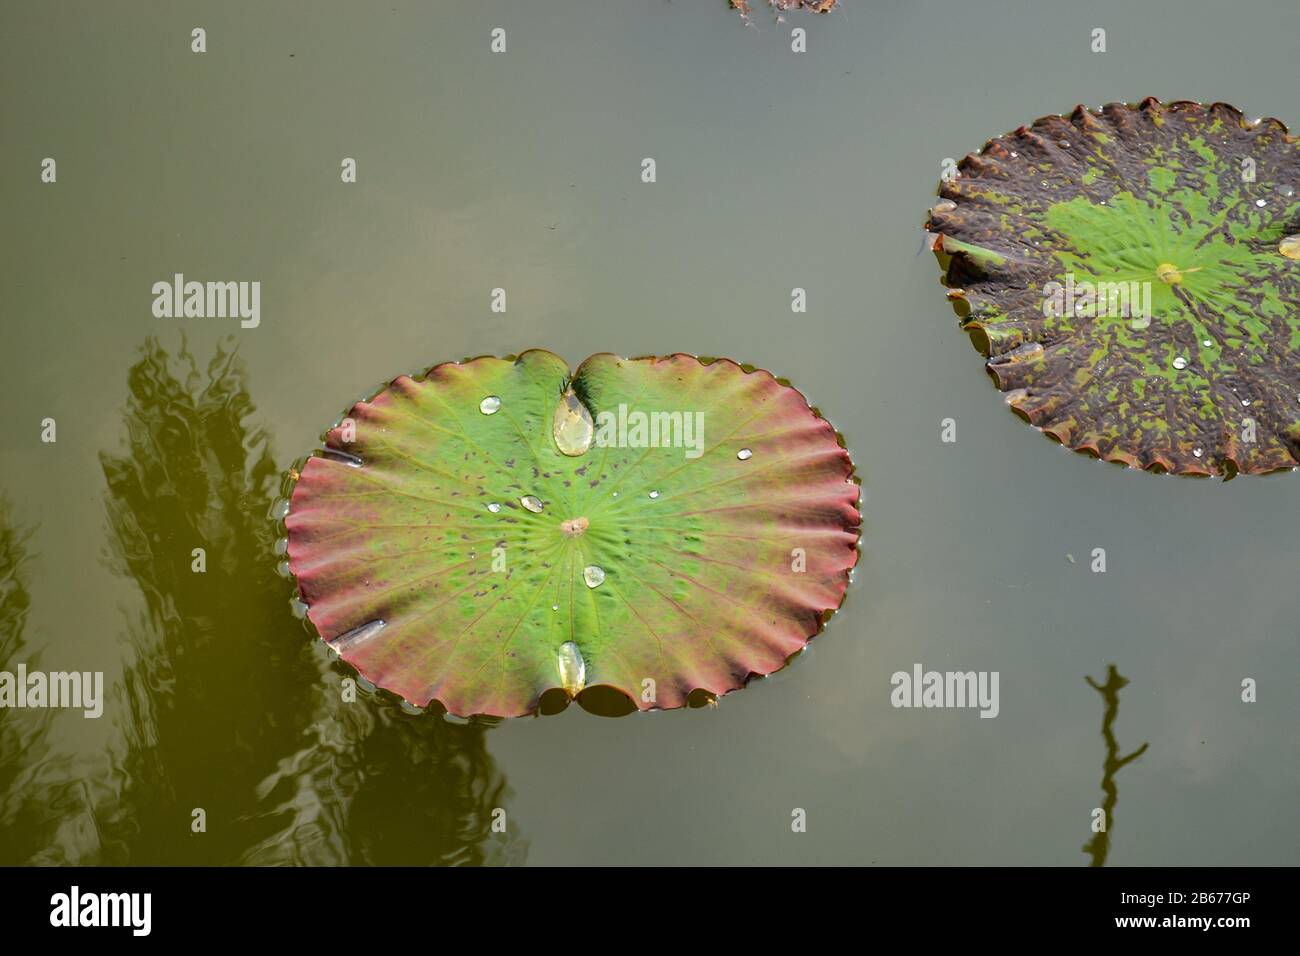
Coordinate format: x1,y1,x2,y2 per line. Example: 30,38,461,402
926,99,1300,476
729,0,839,20
284,351,860,717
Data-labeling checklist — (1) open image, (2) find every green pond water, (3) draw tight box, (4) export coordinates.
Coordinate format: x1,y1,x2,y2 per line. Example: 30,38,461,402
1,0,1297,865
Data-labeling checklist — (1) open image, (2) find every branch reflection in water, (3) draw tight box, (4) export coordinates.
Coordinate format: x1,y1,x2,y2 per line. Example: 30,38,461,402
1082,664,1148,867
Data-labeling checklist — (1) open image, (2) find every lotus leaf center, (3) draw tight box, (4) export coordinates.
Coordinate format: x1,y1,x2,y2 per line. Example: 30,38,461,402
1156,262,1184,285
561,516,589,537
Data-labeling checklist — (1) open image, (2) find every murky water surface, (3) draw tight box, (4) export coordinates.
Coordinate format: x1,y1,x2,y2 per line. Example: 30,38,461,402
2,1,1297,865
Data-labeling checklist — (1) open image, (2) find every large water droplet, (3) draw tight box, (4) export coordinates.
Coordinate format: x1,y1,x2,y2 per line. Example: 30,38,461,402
329,619,386,653
552,387,594,456
520,495,544,513
648,490,660,499
487,502,501,513
557,641,586,698
1256,199,1269,208
270,497,291,520
1279,235,1300,260
736,448,753,461
1193,447,1204,458
321,447,364,467
583,565,606,588
479,395,501,415
1172,356,1188,370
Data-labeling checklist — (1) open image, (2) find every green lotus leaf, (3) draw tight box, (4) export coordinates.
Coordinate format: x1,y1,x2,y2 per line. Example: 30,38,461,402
283,351,860,718
926,98,1300,476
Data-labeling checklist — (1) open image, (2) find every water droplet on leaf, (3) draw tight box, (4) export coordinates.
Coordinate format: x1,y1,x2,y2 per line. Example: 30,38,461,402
479,395,501,415
552,387,594,456
583,565,606,588
329,619,387,653
557,641,586,697
737,448,753,460
520,495,544,513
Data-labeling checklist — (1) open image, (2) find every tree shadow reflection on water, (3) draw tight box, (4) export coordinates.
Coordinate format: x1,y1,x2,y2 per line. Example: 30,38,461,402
94,337,523,865
1082,664,1148,867
0,503,69,863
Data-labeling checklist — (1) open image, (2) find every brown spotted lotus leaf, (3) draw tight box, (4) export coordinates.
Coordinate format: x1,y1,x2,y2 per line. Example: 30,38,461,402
926,98,1300,476
283,351,860,718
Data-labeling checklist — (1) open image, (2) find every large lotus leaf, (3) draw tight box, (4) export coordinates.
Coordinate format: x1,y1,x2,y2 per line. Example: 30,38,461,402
284,351,860,717
926,99,1300,476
